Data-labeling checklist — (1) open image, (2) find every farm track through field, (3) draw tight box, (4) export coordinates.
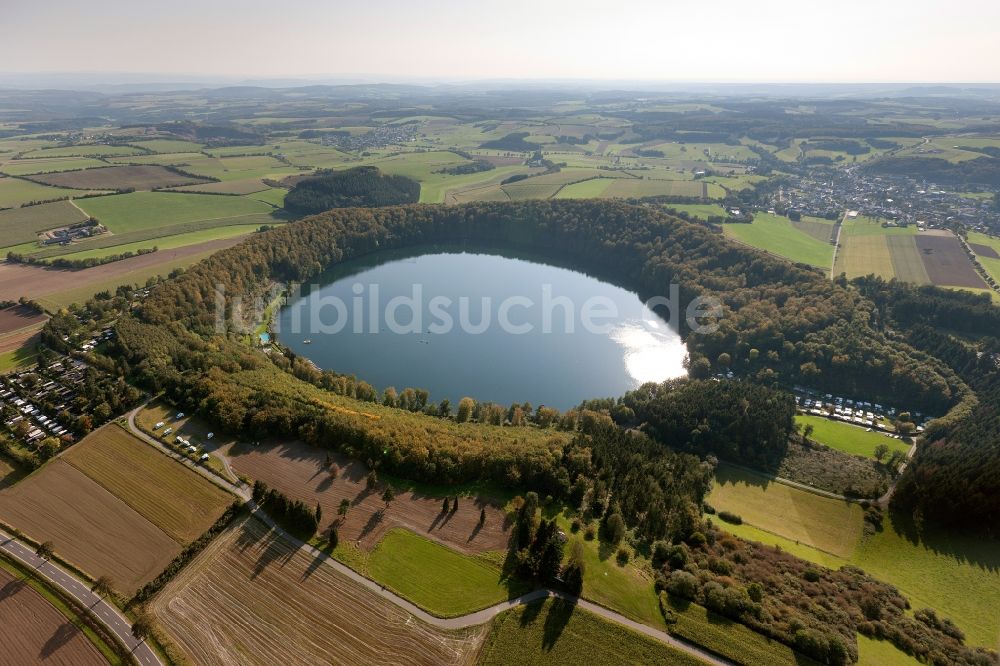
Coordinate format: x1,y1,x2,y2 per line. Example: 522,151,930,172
125,406,728,665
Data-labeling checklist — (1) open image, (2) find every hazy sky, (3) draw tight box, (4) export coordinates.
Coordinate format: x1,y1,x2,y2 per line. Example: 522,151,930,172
4,0,999,82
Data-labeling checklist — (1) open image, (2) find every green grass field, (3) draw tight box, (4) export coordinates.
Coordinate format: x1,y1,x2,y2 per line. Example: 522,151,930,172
724,213,834,268
249,187,288,207
719,504,1000,649
857,634,922,666
46,223,267,260
707,464,864,558
21,144,144,159
886,235,932,284
479,598,704,666
0,200,88,248
366,529,522,617
968,231,1000,286
0,177,108,208
0,157,109,176
75,191,273,234
0,344,39,374
796,415,910,459
852,516,1000,649
553,177,614,198
662,595,806,666
129,139,205,153
666,203,729,219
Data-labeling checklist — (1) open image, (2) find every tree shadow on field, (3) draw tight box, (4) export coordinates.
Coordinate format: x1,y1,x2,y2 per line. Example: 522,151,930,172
250,528,295,580
0,577,27,601
358,509,385,542
518,599,544,628
40,622,78,659
541,598,575,651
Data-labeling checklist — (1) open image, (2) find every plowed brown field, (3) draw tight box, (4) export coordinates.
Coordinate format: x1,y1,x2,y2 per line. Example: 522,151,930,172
224,440,511,553
0,566,108,666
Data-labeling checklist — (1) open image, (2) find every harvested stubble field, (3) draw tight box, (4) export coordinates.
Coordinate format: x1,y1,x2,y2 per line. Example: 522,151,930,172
27,165,210,191
62,425,232,543
152,516,486,666
0,200,88,248
0,565,108,666
915,231,986,288
0,459,179,592
886,235,931,284
223,440,511,554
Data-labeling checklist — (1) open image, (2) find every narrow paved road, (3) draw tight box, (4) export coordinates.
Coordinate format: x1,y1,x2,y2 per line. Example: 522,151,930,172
125,404,730,665
0,527,161,666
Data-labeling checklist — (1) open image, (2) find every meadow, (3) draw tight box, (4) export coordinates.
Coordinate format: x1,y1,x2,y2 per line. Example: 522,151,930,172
968,231,1000,285
723,213,834,268
20,144,145,159
0,200,88,247
0,176,107,208
366,529,521,616
796,415,910,459
75,191,273,234
28,165,209,190
707,463,864,558
479,598,704,666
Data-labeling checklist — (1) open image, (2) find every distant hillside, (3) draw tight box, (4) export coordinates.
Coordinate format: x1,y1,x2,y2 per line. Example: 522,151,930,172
284,166,420,214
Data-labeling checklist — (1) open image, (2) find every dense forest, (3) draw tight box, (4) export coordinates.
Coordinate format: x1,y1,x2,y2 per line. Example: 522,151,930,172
283,166,420,214
854,278,1000,534
864,156,1000,188
100,200,1000,535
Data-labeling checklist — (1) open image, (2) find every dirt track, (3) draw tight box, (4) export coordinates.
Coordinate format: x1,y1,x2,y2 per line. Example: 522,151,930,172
0,236,245,303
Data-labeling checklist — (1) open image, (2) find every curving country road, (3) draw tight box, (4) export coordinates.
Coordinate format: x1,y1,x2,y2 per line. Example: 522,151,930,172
125,405,732,665
0,527,162,666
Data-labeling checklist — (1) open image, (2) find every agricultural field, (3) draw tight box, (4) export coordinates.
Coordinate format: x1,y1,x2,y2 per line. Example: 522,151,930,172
75,191,273,234
665,203,729,220
152,516,486,666
0,157,109,176
915,231,987,288
218,438,511,553
0,176,108,208
27,165,210,191
857,634,922,666
169,177,270,195
707,463,864,558
62,425,232,543
0,235,249,309
796,415,910,459
20,144,145,159
0,459,180,593
366,529,520,616
0,200,89,248
602,177,718,199
968,231,1000,285
0,564,109,666
128,139,205,153
181,154,297,182
479,598,704,666
723,213,835,268
553,177,614,198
